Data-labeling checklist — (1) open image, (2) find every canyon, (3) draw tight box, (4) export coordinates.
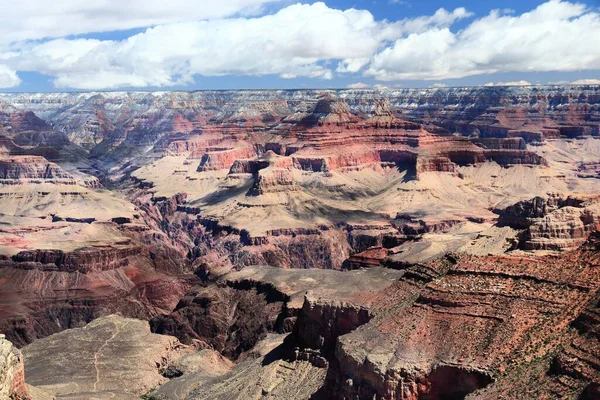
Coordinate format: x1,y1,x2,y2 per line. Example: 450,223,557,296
0,85,598,399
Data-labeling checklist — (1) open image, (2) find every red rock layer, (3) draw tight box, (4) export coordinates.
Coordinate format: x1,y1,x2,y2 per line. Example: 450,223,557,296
270,97,547,175
286,237,600,399
343,247,389,270
197,145,257,171
158,95,549,179
0,156,74,181
0,253,192,347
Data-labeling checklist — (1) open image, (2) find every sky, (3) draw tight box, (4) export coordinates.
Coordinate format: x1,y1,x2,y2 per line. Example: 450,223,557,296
0,0,599,91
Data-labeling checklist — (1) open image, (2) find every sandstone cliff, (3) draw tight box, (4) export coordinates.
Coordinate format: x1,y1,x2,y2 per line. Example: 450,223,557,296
0,334,28,399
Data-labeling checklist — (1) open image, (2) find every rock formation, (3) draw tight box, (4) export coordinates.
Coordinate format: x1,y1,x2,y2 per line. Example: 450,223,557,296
22,315,187,399
497,194,600,250
0,86,598,399
0,334,28,399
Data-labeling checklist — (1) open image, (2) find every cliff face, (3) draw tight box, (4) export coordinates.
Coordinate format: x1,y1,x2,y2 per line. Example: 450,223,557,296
497,194,600,250
0,86,597,164
0,152,193,348
0,334,28,399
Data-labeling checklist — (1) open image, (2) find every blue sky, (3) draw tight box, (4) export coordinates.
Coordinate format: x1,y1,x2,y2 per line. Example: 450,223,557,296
1,0,599,91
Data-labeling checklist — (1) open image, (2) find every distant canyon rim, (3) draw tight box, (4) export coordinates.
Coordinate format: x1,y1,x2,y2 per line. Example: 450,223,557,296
0,85,599,399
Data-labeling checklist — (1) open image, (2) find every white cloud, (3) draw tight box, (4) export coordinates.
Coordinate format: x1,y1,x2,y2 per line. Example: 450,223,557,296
394,7,473,34
335,6,471,74
0,65,20,88
366,0,600,81
571,79,600,85
347,82,370,89
0,0,282,44
374,84,390,90
6,3,397,88
1,1,598,89
484,80,532,86
430,83,448,88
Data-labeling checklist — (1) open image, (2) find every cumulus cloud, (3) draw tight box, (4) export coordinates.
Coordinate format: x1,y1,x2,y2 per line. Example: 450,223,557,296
430,83,448,88
366,0,600,81
0,65,20,88
1,0,598,89
5,3,399,88
484,81,533,86
336,6,472,74
347,82,370,89
394,7,472,34
0,0,282,44
571,79,600,85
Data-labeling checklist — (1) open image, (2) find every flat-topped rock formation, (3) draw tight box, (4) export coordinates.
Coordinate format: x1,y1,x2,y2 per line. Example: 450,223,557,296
22,315,187,399
0,156,74,183
150,266,403,361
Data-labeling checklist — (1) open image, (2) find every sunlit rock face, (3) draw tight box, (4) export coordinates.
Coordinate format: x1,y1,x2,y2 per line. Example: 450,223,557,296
0,334,28,399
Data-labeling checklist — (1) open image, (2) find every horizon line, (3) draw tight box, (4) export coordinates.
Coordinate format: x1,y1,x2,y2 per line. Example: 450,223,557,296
0,83,599,95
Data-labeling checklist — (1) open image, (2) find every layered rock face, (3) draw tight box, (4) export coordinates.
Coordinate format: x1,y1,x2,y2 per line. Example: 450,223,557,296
0,249,191,347
126,90,579,275
0,182,192,347
2,85,598,148
0,156,74,183
497,194,600,250
0,144,193,349
0,86,599,399
0,334,28,399
279,235,600,400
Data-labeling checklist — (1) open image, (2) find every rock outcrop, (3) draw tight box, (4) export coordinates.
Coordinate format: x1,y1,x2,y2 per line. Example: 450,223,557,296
22,315,187,399
0,334,28,399
150,348,234,399
150,284,283,359
326,240,600,399
151,266,403,360
497,194,600,250
187,334,326,400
